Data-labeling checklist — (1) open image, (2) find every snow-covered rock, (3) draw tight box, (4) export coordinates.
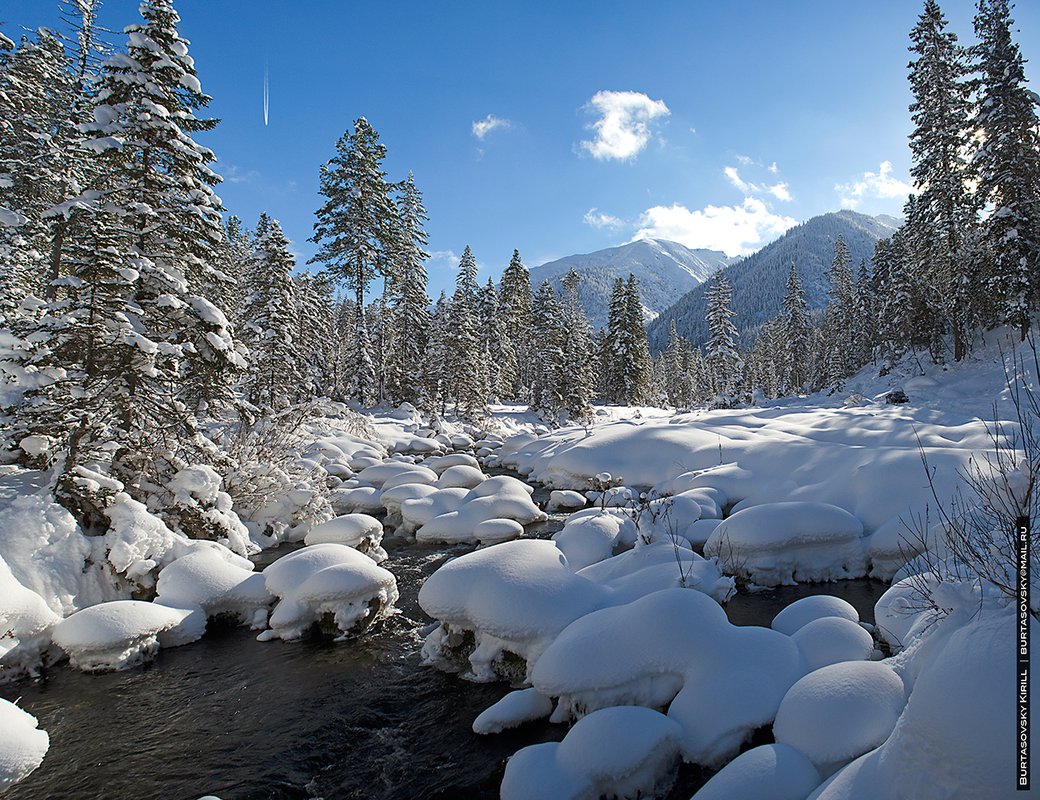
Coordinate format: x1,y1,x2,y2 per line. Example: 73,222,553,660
773,660,906,773
791,616,875,672
423,453,481,474
399,487,469,535
500,706,682,800
531,588,806,765
155,547,269,625
51,600,206,672
705,502,866,586
259,544,397,642
0,698,49,791
329,485,383,514
435,465,486,489
772,594,861,636
552,511,636,571
692,743,821,800
472,688,554,734
303,513,386,561
547,490,587,512
415,476,546,544
0,555,61,680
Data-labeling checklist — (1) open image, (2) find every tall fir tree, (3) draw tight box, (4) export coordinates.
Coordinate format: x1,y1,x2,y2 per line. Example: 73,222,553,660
824,235,856,391
704,270,741,403
498,249,532,401
529,279,565,418
973,0,1040,338
309,117,397,402
444,246,486,415
781,262,812,394
559,269,595,421
906,0,979,361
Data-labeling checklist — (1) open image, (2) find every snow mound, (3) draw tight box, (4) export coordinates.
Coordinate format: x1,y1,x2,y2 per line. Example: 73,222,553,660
472,688,554,734
155,547,269,625
435,465,486,489
259,544,397,641
471,518,525,543
379,465,438,490
424,453,481,474
0,698,48,791
635,494,704,546
705,502,866,586
813,610,1040,799
791,616,875,672
553,511,636,571
531,588,805,765
772,594,861,636
304,513,385,561
51,600,206,672
872,577,928,652
500,706,682,800
399,487,469,535
415,476,546,545
548,490,587,511
773,660,906,771
329,485,383,514
0,555,60,680
691,743,821,800
419,540,605,680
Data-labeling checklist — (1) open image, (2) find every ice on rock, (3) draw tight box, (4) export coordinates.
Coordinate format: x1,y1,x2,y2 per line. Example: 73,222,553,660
304,513,386,561
472,687,554,734
791,616,875,672
419,540,606,681
155,547,269,625
705,502,866,586
552,511,637,570
399,487,469,535
415,476,546,545
772,595,861,636
435,465,486,489
259,543,397,641
547,490,587,511
0,698,49,791
691,743,821,800
773,660,906,772
500,706,682,800
51,599,206,672
531,588,805,765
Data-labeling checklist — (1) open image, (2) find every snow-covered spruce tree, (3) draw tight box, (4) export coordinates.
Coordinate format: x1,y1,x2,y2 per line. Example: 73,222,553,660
603,275,652,406
294,273,337,399
973,0,1040,339
498,248,532,401
331,296,356,398
367,296,389,403
560,269,595,421
780,262,812,394
703,270,741,404
529,279,565,418
663,320,685,407
385,172,430,406
82,0,243,408
309,117,397,404
906,0,980,362
239,214,301,409
478,278,508,404
213,214,251,322
424,290,450,414
854,258,877,367
824,235,856,391
444,246,487,416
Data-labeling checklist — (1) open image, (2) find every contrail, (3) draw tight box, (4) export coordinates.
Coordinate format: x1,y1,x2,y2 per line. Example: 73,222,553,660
263,60,269,126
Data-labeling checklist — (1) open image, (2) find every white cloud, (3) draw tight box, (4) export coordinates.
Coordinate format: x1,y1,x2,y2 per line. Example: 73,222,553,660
632,197,796,256
767,161,779,175
724,165,793,203
427,249,461,267
583,207,625,230
472,113,511,140
835,161,913,209
580,90,670,161
736,154,754,166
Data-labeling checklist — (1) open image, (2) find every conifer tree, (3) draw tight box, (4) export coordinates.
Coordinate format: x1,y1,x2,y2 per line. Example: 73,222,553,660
478,278,508,403
310,117,397,401
906,0,979,361
240,215,301,408
529,279,565,417
973,0,1040,339
498,249,532,400
294,273,336,398
781,262,812,394
386,173,430,405
824,236,856,391
704,270,741,403
445,246,486,415
425,291,450,414
622,274,653,405
559,269,595,421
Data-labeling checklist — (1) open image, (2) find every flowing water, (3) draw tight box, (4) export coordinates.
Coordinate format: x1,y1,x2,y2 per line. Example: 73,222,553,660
1,503,888,800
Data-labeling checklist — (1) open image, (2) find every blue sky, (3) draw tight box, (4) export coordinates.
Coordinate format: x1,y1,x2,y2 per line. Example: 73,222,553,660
7,1,1039,299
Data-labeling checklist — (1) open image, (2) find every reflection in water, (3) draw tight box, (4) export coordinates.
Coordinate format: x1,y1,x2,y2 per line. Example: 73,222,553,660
1,529,888,800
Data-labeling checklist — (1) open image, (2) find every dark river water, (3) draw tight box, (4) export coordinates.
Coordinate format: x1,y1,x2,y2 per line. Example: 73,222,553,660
1,519,888,800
